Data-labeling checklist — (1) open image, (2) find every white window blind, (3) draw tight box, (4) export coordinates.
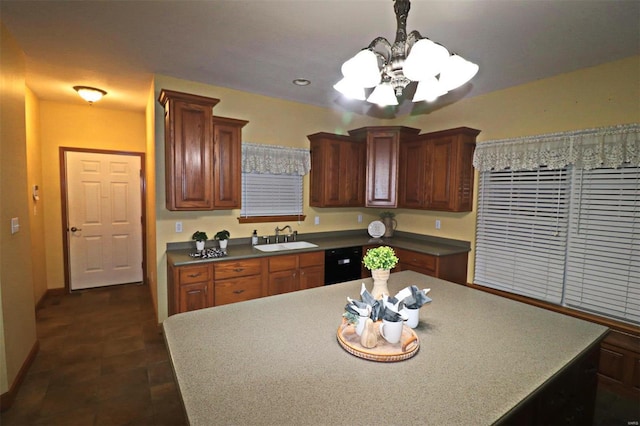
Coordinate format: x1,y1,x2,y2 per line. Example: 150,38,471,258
475,164,639,325
564,166,640,324
240,173,303,218
475,167,570,304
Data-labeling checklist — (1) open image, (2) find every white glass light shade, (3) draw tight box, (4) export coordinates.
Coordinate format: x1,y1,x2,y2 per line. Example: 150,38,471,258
412,77,448,102
366,82,398,106
438,54,479,91
341,49,381,88
333,78,366,100
73,86,107,103
403,39,449,81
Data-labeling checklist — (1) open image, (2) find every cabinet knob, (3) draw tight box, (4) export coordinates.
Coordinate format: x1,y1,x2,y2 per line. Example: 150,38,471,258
234,268,244,272
233,289,245,294
188,273,202,278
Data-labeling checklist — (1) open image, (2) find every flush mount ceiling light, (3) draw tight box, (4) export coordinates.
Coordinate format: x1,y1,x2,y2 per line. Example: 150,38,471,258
334,0,478,107
292,78,311,86
73,86,107,104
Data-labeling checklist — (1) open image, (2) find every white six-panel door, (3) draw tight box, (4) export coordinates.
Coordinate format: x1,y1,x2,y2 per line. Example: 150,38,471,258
66,151,142,290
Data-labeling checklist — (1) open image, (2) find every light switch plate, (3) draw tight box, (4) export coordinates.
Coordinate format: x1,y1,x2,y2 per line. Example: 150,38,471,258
11,217,19,234
175,221,183,233
314,216,320,225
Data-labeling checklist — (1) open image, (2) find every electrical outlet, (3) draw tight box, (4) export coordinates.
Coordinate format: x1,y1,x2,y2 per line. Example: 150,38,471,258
175,221,183,233
357,214,363,223
314,216,320,225
435,219,441,230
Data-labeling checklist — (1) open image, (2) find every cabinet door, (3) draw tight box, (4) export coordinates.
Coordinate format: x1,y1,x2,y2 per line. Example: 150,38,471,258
426,136,456,211
168,100,213,210
269,270,298,295
299,251,324,289
324,140,344,206
342,141,366,206
398,138,427,208
179,281,212,313
299,265,324,290
366,131,398,207
212,117,246,209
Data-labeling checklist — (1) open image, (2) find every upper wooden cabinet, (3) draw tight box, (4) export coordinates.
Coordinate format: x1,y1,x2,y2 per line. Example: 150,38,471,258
159,89,247,211
308,132,366,207
426,127,479,212
349,126,420,208
399,127,480,212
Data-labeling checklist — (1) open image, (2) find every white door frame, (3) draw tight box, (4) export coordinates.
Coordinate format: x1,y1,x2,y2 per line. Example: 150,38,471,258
60,147,147,292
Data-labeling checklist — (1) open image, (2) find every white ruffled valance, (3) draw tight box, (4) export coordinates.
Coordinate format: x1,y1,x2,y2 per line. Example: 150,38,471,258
242,142,311,176
473,123,640,171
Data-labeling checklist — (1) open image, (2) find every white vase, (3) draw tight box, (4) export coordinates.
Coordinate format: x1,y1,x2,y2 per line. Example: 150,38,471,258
371,269,390,299
196,240,205,251
219,239,228,250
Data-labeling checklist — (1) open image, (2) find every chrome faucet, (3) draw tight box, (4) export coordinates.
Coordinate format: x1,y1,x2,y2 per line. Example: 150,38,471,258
275,225,292,243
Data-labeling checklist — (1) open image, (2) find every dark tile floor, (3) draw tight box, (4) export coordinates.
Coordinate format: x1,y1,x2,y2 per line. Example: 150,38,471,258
2,282,638,425
0,283,187,426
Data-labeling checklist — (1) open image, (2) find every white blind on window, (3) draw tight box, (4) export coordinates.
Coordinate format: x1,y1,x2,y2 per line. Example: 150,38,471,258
240,172,303,217
475,167,569,303
565,166,640,324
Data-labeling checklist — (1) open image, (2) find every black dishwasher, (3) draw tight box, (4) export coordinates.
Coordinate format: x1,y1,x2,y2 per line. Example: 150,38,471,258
324,246,363,285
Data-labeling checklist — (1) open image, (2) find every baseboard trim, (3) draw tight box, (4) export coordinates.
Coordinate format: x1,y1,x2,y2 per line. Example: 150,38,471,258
0,339,39,412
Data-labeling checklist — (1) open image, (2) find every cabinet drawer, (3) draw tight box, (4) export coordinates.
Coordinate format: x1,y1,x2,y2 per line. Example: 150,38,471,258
215,275,262,306
179,264,213,284
395,248,436,272
269,255,298,272
215,259,263,279
299,251,324,268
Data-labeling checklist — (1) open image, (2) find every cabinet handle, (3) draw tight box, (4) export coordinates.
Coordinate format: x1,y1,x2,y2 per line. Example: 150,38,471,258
234,268,244,272
188,273,202,278
233,290,245,294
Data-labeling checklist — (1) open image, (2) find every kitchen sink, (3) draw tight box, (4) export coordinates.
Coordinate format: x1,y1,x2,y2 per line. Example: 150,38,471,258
254,241,319,252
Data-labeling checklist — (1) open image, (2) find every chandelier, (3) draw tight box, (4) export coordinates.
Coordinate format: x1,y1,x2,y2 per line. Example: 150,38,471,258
334,0,479,106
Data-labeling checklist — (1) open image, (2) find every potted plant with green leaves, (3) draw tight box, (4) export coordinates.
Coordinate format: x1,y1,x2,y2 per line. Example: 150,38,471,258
215,229,230,250
379,211,397,237
362,245,399,299
192,231,208,251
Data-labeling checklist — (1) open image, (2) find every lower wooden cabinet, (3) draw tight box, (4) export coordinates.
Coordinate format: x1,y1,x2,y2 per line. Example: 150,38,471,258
168,263,214,315
268,252,325,295
169,252,324,315
361,245,469,285
598,330,640,399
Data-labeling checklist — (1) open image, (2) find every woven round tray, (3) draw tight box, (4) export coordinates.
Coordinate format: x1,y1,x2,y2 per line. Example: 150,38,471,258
336,321,419,362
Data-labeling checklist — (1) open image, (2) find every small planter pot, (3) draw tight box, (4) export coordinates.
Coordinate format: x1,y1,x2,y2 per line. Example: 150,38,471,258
218,239,228,250
196,240,205,251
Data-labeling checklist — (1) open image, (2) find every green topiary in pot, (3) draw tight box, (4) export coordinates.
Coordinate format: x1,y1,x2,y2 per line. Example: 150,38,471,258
362,246,398,271
192,231,208,242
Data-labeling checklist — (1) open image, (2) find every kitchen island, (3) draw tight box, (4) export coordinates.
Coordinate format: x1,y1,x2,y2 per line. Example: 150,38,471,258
163,271,607,425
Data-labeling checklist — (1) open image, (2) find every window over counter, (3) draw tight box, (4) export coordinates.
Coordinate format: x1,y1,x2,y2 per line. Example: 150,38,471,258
238,142,310,223
473,124,639,327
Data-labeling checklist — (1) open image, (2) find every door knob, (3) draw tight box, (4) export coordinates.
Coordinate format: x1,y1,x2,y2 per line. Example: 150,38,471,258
70,227,82,232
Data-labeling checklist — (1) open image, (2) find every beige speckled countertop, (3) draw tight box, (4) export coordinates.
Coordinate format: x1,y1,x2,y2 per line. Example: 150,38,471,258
167,230,470,266
163,270,607,426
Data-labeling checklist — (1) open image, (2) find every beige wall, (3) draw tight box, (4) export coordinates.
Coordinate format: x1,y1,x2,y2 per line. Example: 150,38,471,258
145,81,158,316
25,86,48,305
153,57,639,321
39,101,146,290
390,55,640,279
0,23,37,394
153,75,382,321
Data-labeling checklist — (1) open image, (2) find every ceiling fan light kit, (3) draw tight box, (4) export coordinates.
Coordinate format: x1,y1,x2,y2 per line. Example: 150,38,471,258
334,0,478,106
